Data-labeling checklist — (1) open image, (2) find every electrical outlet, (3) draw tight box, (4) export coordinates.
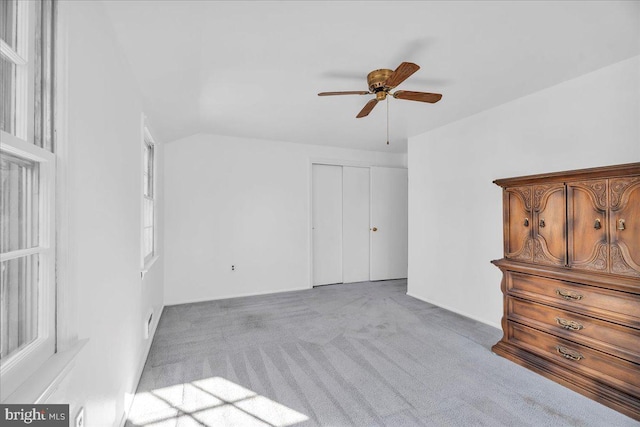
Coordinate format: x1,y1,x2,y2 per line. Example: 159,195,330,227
75,407,85,427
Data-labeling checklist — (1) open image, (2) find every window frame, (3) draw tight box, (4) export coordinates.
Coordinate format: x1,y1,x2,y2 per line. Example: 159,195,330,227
0,135,56,400
141,125,157,270
0,0,58,401
1,0,30,140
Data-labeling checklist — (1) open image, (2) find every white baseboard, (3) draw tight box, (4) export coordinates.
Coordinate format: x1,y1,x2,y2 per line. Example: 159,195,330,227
166,287,311,307
406,292,501,330
119,305,164,427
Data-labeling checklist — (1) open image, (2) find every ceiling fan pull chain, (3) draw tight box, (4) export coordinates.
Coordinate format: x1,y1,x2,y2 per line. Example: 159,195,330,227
386,96,390,145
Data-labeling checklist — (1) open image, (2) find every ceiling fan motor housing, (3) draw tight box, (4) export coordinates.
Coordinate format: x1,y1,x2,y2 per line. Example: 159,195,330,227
367,69,394,92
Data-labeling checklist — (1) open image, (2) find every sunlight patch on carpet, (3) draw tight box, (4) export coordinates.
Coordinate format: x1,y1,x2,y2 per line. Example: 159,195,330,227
128,376,308,426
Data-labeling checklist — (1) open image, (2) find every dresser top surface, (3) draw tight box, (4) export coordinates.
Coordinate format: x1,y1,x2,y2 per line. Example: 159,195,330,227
494,162,640,188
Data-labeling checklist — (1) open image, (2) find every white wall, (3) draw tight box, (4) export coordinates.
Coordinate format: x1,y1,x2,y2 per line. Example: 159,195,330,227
164,134,405,305
407,56,640,328
47,2,164,426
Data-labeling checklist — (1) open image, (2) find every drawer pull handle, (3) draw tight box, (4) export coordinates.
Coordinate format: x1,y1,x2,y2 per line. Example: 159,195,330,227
594,219,601,230
555,289,583,301
617,219,625,231
556,345,584,361
555,317,584,331
524,218,529,227
539,218,546,228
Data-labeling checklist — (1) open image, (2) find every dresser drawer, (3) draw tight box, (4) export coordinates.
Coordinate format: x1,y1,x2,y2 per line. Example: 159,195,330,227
506,272,640,328
508,297,640,364
507,321,640,396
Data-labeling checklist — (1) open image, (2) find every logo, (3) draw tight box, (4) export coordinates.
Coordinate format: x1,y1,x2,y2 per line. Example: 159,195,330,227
1,405,68,426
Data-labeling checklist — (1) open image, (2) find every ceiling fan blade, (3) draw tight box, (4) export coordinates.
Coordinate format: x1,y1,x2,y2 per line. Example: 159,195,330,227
318,91,370,96
356,99,378,118
393,90,442,103
384,62,420,88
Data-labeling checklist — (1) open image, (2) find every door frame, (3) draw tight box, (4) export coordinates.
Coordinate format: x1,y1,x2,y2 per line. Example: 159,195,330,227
307,158,407,289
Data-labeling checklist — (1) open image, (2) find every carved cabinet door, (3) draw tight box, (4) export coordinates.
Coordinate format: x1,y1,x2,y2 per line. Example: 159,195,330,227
609,177,640,277
532,184,566,266
567,180,609,272
504,186,533,262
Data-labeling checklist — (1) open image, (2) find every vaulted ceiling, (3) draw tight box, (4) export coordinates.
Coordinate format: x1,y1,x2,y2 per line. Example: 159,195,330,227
103,1,639,152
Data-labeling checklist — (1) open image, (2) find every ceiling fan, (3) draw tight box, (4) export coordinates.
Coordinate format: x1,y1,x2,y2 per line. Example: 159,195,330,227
318,62,442,118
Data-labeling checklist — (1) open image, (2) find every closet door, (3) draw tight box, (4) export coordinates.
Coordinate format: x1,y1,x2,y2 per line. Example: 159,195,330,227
370,167,408,281
343,167,370,283
312,164,343,286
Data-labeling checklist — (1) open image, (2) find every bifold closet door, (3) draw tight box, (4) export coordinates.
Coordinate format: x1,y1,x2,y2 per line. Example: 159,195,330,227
370,167,408,281
342,167,370,283
312,164,343,286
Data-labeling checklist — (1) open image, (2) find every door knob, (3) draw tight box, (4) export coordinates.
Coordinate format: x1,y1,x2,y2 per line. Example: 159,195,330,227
594,219,601,230
523,218,529,227
372,227,378,232
617,219,625,231
539,219,546,228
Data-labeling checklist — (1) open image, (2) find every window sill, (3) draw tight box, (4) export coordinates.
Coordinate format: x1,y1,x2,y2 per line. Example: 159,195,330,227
141,255,159,280
3,339,88,404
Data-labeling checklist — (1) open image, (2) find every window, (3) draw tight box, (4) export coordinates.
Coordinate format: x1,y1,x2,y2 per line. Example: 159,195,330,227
0,0,56,400
1,154,40,358
142,128,155,264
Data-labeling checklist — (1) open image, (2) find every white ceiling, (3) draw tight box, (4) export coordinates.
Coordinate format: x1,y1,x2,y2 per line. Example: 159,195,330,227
103,1,640,152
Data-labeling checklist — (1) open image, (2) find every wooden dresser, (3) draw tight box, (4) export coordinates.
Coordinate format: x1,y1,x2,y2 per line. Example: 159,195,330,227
491,163,640,420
